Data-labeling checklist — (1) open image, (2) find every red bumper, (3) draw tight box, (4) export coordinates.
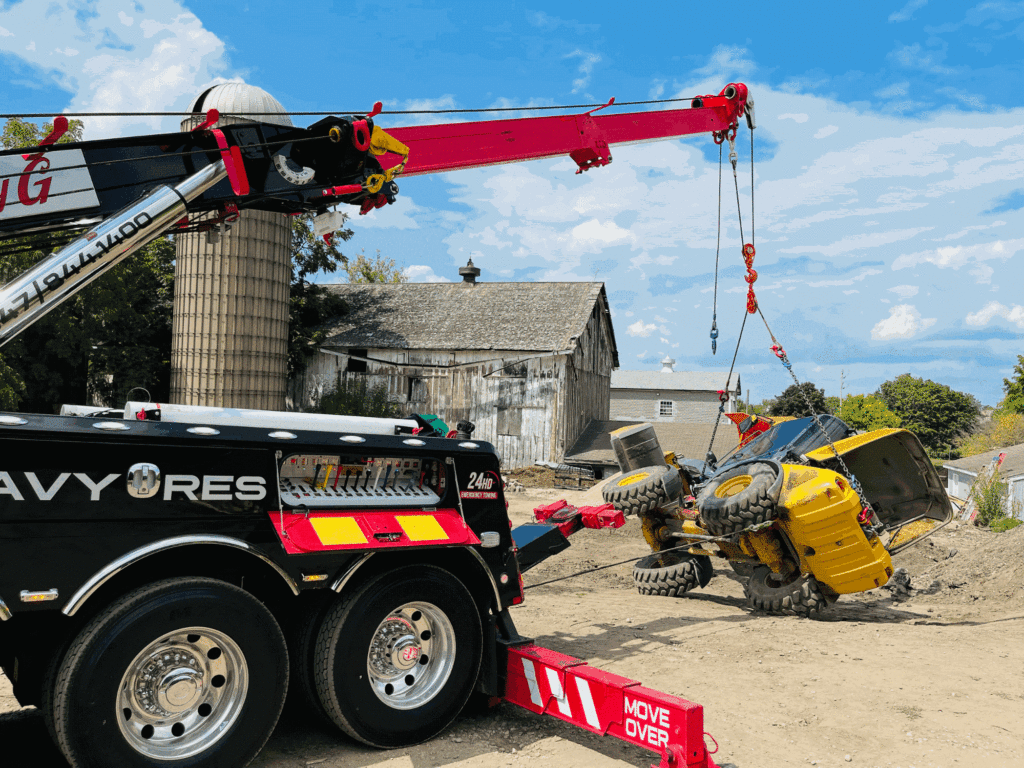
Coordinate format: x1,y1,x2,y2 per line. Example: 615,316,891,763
503,643,719,768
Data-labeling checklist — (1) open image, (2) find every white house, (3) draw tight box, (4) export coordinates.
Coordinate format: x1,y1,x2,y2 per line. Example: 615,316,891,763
944,443,1024,520
609,357,740,424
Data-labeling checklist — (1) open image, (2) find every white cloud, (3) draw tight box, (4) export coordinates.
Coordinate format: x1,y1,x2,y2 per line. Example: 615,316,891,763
871,305,937,340
931,221,1007,241
889,0,927,23
119,11,134,26
352,195,422,230
814,125,838,139
888,284,919,298
627,320,657,337
564,49,601,93
0,0,231,138
892,238,1024,274
965,301,1024,328
404,265,451,283
0,24,12,37
778,113,809,123
780,228,932,257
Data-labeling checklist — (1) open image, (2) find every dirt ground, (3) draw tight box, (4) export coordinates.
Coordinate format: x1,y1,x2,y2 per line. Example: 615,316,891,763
3,482,1022,768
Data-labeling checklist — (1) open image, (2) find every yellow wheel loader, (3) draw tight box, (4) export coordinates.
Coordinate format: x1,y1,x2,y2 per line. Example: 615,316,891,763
602,416,952,617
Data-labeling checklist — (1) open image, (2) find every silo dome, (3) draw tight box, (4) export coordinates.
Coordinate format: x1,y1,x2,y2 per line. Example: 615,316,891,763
186,82,293,127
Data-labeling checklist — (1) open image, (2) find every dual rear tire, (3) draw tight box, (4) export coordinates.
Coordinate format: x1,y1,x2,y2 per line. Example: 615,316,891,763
44,567,481,767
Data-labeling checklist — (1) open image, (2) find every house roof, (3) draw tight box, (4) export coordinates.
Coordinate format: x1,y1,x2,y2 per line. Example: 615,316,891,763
610,370,740,393
564,419,739,467
944,442,1024,479
321,282,617,364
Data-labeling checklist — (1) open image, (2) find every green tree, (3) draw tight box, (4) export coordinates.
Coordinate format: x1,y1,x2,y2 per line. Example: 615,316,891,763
344,249,407,284
958,411,1024,457
1001,354,1024,415
875,373,980,456
288,213,352,376
840,394,902,432
769,382,827,418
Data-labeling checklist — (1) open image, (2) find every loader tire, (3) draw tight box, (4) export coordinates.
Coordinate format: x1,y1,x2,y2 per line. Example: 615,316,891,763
633,551,714,596
744,566,829,618
697,461,780,535
603,465,681,517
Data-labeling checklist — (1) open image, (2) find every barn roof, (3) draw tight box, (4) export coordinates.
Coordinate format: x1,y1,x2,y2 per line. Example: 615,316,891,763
611,370,740,393
564,419,739,467
321,282,617,363
944,442,1024,480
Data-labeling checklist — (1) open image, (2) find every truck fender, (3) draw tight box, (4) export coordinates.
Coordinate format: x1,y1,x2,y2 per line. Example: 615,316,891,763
61,534,299,617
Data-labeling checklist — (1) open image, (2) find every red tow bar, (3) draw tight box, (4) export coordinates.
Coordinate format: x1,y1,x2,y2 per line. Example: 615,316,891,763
503,643,719,768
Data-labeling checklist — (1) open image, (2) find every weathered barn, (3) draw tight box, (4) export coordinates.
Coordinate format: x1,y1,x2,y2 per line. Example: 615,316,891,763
292,269,618,468
610,357,741,423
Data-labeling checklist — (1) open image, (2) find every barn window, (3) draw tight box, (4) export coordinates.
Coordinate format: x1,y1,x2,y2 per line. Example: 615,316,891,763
497,405,522,436
347,349,367,373
408,377,427,402
659,400,674,417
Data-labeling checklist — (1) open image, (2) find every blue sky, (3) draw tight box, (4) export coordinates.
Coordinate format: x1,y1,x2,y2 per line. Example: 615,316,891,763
1,0,1022,407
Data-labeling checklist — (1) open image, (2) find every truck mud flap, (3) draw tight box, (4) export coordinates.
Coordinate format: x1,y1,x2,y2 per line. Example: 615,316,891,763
503,643,719,768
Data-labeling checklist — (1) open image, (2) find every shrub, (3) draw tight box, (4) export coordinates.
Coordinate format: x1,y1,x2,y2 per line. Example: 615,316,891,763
991,517,1022,533
315,375,400,419
974,476,1008,527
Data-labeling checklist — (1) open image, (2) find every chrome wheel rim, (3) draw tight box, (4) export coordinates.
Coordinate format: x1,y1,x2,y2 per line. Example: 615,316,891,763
117,627,248,760
366,601,455,710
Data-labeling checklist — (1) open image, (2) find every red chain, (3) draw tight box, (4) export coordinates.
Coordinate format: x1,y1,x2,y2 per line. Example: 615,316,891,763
743,243,757,313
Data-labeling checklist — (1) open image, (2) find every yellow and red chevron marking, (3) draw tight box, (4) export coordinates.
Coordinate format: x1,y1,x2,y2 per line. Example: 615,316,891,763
504,644,719,768
268,508,480,554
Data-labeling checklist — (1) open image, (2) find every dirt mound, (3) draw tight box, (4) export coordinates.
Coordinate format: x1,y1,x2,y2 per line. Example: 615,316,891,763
893,522,1024,608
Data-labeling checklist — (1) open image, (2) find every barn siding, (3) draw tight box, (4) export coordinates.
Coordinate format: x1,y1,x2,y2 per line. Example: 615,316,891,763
289,288,616,469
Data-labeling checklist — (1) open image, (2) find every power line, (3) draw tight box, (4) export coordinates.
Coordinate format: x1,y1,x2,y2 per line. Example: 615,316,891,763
0,95,700,121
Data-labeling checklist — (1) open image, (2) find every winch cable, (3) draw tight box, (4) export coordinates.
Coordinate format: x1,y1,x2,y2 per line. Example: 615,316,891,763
709,143,723,355
756,307,879,529
704,130,755,463
524,534,748,591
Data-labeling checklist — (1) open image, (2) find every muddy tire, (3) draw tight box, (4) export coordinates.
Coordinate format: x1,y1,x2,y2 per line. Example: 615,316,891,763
633,551,713,596
744,566,829,618
603,465,681,517
697,462,780,535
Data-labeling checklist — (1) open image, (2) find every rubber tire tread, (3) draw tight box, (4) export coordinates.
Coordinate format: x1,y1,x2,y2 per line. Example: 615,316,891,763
633,552,714,597
744,566,829,618
284,597,333,724
697,462,780,535
603,464,676,517
48,577,288,768
313,565,482,749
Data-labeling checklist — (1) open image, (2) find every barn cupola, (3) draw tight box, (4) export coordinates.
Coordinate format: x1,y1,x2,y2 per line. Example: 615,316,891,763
459,257,481,284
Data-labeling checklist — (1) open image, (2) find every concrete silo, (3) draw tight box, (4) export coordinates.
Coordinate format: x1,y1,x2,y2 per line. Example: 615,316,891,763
171,83,293,410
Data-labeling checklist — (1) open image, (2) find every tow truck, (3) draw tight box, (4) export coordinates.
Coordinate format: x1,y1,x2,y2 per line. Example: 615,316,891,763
0,86,754,768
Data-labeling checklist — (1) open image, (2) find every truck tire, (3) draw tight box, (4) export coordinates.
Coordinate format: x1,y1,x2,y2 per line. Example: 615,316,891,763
602,464,681,517
285,598,333,724
633,551,713,596
48,577,288,768
314,565,482,748
697,462,780,535
744,566,829,618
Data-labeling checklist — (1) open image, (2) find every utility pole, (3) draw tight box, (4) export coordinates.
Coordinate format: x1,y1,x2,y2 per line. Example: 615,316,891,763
839,370,845,418
747,388,751,414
